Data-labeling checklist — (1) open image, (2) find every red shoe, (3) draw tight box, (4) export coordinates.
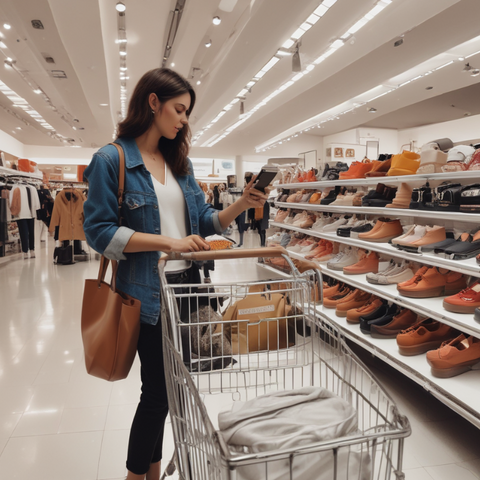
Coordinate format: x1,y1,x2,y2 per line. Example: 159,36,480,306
443,282,480,314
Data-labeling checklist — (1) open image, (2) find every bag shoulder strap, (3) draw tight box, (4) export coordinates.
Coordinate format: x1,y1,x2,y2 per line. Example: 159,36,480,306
109,142,125,209
96,143,125,289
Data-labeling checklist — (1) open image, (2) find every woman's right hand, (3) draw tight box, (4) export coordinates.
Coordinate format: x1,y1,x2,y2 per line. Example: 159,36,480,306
169,235,210,253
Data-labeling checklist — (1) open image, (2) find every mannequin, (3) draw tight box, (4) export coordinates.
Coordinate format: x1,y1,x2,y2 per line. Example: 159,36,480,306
9,183,40,259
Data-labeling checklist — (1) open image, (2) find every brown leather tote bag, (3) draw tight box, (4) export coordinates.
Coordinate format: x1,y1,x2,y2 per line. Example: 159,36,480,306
81,143,141,381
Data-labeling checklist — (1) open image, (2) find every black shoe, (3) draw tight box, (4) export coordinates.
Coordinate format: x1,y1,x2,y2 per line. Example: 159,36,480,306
358,301,388,334
350,223,374,238
362,304,399,335
418,233,456,253
321,186,344,205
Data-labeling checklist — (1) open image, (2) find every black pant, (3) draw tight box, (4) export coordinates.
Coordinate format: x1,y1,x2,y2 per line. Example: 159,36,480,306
16,218,35,253
126,265,200,475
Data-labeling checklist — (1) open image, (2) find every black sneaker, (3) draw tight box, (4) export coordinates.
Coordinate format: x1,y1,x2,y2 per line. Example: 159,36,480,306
321,162,349,181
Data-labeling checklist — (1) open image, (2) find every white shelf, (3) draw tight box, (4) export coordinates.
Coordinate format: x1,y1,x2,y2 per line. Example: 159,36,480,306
274,201,480,224
270,221,480,277
285,249,480,339
275,170,480,190
317,306,480,428
0,166,43,180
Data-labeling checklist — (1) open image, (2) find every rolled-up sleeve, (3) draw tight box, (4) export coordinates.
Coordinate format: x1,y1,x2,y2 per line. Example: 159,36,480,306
83,151,133,260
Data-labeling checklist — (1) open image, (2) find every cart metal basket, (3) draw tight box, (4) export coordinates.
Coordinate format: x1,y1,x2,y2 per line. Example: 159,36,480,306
159,247,410,480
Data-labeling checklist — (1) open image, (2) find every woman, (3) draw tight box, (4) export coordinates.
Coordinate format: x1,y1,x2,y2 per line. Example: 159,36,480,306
83,68,267,480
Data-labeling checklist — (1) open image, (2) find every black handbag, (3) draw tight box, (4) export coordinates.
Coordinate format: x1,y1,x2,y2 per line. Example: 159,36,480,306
54,245,73,265
409,182,432,210
433,182,463,211
459,184,480,213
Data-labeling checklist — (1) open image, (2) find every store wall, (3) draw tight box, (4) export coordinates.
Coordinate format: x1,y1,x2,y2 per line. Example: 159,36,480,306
323,127,399,160
398,114,480,148
24,145,97,165
0,129,25,158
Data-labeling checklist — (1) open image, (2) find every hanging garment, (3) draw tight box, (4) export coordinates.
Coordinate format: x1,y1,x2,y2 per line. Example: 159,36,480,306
49,188,86,241
218,386,370,480
9,184,39,220
37,188,54,227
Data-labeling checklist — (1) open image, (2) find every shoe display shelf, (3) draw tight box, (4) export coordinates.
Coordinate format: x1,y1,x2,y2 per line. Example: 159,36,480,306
270,221,480,278
286,249,480,340
259,252,480,428
318,304,480,429
274,201,480,224
275,170,480,190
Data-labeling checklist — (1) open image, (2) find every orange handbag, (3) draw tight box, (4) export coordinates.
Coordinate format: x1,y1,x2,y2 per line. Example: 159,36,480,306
81,143,141,381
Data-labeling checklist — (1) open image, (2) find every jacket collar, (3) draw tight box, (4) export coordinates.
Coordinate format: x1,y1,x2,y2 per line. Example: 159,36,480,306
114,137,144,169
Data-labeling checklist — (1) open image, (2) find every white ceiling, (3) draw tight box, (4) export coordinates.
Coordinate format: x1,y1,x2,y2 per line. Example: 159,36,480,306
0,0,478,156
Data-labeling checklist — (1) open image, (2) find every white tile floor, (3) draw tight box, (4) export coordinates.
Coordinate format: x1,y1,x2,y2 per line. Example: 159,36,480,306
0,236,480,479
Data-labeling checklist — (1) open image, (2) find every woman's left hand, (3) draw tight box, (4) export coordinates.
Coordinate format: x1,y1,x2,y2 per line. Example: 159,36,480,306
240,175,269,209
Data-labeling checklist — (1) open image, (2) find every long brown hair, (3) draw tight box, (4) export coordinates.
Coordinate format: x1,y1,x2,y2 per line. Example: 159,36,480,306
117,68,195,175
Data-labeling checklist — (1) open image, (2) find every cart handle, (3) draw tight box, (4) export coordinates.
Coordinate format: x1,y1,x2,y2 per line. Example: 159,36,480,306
160,246,288,262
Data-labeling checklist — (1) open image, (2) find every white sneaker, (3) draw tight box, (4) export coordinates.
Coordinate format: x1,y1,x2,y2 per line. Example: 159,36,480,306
267,232,283,244
377,265,415,285
23,252,29,259
328,247,358,270
30,251,35,258
322,217,348,233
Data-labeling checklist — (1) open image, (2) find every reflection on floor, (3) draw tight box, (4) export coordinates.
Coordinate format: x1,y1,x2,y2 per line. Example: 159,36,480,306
0,237,479,480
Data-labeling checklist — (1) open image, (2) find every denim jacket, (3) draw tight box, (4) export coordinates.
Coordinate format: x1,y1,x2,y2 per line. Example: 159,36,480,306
83,136,223,325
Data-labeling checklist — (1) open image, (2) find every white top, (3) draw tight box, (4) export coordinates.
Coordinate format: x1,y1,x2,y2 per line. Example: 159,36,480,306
9,184,40,220
151,163,190,273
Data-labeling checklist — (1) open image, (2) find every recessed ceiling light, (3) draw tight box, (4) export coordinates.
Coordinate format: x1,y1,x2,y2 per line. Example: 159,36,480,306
16,127,21,130
115,2,126,12
120,51,127,56
212,16,221,25
196,80,201,85
205,40,212,48
3,24,11,30
120,67,127,71
33,89,42,94
99,103,108,106
170,62,175,67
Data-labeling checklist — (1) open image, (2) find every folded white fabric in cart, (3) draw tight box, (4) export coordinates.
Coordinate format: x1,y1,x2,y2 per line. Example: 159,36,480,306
218,386,371,480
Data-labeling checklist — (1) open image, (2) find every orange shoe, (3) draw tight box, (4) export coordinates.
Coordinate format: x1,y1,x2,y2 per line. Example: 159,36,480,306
312,243,334,260
365,157,392,177
321,283,343,298
357,218,385,239
443,281,480,314
396,318,458,355
426,334,480,377
359,219,403,243
343,251,379,275
346,297,383,323
305,239,329,259
335,290,372,317
339,158,374,179
397,266,467,298
323,287,355,308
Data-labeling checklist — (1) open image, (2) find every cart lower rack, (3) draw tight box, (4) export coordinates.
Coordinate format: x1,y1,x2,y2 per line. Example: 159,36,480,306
159,248,410,480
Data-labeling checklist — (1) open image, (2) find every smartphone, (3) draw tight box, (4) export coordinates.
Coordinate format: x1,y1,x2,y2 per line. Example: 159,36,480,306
252,166,278,193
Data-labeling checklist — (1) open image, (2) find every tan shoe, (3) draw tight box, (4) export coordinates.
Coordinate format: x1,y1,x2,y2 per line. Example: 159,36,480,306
386,182,413,209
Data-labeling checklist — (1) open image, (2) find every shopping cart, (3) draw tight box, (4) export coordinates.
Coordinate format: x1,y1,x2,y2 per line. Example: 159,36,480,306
159,247,411,480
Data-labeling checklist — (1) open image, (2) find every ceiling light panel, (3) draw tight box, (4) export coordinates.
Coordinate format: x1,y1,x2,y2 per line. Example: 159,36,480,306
116,5,128,119
256,33,480,151
193,0,395,147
